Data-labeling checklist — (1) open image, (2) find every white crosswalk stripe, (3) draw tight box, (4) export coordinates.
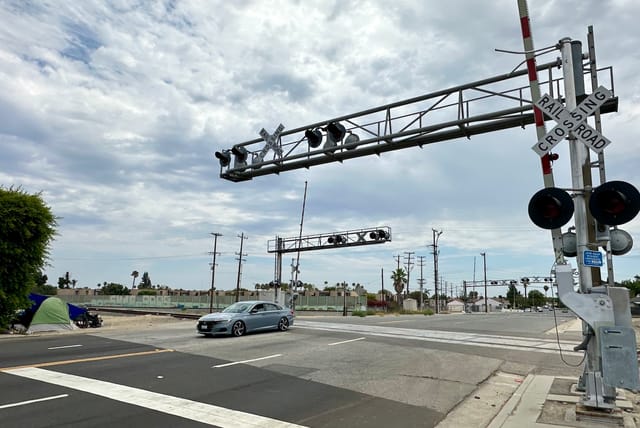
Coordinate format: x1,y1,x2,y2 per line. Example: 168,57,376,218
5,367,307,428
295,320,583,356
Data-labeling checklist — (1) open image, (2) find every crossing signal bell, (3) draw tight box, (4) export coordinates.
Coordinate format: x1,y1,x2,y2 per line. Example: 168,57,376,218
528,187,574,230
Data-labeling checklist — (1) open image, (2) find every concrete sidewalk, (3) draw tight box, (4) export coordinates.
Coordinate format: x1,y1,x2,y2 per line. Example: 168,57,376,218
438,371,639,427
438,316,640,427
488,373,638,428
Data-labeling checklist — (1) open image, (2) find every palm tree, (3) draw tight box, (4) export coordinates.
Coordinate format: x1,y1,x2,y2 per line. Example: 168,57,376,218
131,270,139,289
391,268,407,294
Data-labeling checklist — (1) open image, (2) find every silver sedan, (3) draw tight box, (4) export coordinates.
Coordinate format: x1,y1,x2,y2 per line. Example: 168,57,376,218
196,300,294,337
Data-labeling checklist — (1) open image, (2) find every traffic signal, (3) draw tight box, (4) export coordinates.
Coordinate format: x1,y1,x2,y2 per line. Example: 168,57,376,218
328,235,346,245
231,145,248,168
305,128,323,148
589,180,640,226
369,229,389,240
528,187,574,229
215,150,231,167
324,122,346,153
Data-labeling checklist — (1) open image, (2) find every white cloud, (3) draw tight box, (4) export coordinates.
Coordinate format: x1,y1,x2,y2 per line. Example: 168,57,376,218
0,0,638,294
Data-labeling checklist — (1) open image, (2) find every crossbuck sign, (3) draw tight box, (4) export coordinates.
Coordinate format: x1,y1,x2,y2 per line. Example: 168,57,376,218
532,86,612,157
252,123,284,166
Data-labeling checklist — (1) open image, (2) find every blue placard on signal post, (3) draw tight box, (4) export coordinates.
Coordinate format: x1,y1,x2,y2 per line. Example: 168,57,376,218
583,250,603,267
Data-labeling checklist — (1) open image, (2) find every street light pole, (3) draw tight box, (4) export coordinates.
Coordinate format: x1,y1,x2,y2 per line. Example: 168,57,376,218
480,252,487,313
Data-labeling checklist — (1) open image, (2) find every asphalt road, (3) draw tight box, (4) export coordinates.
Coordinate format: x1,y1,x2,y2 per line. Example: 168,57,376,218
0,311,583,427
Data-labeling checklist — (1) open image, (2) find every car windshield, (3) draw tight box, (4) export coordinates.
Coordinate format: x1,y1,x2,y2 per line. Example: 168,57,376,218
222,302,252,313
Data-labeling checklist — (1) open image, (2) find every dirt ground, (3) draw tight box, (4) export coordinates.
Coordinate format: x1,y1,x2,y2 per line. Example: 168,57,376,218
0,313,189,337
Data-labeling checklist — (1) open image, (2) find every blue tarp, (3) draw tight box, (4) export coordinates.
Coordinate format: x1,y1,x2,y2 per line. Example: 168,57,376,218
28,293,88,321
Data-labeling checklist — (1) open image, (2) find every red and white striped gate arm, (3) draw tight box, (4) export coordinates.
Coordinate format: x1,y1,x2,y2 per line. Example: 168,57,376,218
517,0,565,263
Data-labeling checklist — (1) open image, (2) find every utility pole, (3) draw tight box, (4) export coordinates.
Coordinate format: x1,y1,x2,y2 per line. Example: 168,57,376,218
417,256,426,309
235,233,248,303
480,252,487,313
294,181,308,293
342,282,348,317
393,254,401,270
430,229,443,313
208,232,222,312
380,267,385,305
403,251,414,296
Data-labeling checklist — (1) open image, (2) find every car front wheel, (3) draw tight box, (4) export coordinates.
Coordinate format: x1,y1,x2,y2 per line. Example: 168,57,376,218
231,321,246,337
278,317,289,331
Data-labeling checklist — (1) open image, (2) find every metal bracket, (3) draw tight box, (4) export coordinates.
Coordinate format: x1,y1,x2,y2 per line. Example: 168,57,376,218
600,326,640,391
555,264,614,329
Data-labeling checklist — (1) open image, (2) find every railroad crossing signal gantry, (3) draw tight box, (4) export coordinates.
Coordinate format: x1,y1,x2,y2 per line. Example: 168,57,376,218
214,61,617,182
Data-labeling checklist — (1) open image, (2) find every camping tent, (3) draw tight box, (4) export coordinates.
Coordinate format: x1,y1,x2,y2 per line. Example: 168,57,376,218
27,296,76,333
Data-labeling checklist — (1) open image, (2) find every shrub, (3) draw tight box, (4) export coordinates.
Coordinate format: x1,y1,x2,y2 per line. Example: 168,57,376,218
351,310,367,317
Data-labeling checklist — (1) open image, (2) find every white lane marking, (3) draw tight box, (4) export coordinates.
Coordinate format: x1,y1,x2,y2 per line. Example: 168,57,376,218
0,394,69,409
6,367,306,428
212,354,283,368
47,344,83,350
295,321,583,356
328,337,366,346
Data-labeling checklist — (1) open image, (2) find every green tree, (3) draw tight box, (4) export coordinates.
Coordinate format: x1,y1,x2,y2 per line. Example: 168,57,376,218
101,283,130,295
620,275,640,297
58,271,72,289
506,284,521,308
131,270,139,289
139,272,152,289
408,290,429,301
30,272,57,296
0,187,56,328
528,290,545,307
391,268,407,294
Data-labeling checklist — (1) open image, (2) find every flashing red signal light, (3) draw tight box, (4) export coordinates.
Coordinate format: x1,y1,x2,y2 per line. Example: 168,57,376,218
528,187,574,230
305,129,322,148
589,181,640,226
328,235,345,244
215,150,231,167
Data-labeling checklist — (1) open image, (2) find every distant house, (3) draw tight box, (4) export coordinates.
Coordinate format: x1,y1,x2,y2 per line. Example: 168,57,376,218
470,297,503,313
446,299,465,313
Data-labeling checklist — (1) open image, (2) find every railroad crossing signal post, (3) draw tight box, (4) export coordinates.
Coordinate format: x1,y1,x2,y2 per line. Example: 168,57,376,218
529,38,640,410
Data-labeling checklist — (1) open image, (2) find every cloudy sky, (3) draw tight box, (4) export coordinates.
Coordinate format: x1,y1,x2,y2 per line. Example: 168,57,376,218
1,0,639,297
